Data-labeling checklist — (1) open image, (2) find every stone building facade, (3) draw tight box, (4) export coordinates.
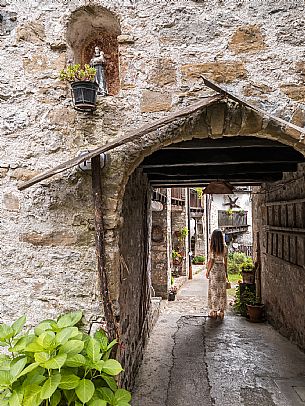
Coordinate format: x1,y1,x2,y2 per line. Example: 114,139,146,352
1,0,305,386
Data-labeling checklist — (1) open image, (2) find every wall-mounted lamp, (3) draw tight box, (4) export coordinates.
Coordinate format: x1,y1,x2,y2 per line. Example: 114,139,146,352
77,150,106,172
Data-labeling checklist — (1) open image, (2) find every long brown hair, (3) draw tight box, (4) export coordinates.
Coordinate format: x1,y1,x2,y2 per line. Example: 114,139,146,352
209,229,225,255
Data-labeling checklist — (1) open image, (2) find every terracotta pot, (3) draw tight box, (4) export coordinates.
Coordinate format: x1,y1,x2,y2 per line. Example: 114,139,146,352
246,304,264,322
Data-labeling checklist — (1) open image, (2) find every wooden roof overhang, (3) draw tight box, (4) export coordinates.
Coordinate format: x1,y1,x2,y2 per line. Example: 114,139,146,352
18,78,305,191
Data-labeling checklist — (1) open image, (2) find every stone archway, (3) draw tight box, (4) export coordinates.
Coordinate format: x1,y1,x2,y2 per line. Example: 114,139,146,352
99,98,305,386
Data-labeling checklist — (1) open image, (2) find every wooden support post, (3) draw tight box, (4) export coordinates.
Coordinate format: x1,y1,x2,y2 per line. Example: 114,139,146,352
91,155,118,341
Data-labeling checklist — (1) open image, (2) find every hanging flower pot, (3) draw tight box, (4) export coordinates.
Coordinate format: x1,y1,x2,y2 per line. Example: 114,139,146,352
59,64,98,111
71,81,99,111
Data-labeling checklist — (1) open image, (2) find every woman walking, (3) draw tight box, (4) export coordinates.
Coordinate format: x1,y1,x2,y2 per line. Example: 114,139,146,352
206,229,228,320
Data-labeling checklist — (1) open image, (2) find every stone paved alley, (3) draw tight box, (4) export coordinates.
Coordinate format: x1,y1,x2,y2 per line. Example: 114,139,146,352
132,271,305,406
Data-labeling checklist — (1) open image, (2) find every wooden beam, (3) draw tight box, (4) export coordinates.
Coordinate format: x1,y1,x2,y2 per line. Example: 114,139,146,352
143,162,298,175
164,136,289,150
91,156,118,341
18,95,223,191
142,147,303,167
147,173,284,182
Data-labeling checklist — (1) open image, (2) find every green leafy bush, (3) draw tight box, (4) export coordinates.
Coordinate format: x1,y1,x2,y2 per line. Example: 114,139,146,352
227,252,247,274
233,286,257,316
0,311,131,405
192,255,206,264
241,257,254,272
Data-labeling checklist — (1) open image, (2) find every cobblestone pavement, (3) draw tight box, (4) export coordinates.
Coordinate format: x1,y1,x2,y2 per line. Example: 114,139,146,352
132,272,305,406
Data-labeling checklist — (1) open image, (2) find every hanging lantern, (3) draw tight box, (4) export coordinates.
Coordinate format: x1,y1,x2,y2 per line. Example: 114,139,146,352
202,181,234,194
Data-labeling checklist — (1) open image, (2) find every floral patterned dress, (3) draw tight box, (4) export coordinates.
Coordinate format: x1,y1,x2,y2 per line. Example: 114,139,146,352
208,246,228,313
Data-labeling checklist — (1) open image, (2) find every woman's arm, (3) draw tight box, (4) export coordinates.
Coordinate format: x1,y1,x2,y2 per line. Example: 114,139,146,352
224,247,228,280
206,258,214,279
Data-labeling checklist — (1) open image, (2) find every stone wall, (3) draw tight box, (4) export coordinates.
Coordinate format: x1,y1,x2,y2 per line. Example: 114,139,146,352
151,190,171,298
252,163,305,350
118,168,152,389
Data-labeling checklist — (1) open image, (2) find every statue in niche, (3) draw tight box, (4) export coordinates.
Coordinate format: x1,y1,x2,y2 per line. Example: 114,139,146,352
90,46,108,96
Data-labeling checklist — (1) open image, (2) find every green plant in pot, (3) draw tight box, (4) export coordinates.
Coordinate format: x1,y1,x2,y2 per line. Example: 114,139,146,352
241,258,255,284
245,294,265,323
59,64,98,111
0,311,131,405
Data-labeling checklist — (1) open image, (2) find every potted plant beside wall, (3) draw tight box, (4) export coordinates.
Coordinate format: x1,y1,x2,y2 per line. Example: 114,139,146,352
245,293,265,323
59,64,98,111
241,258,255,284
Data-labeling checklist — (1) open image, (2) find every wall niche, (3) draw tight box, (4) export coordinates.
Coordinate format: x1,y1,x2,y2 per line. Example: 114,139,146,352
66,6,121,96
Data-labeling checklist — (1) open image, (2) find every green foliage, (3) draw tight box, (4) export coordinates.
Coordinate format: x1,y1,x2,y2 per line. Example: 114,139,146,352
227,252,247,274
179,227,188,240
59,64,97,83
0,312,131,406
241,257,254,272
172,250,182,260
192,255,206,264
233,286,258,316
195,188,203,199
225,208,233,217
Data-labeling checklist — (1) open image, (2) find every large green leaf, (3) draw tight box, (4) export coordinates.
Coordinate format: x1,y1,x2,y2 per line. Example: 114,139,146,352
9,335,34,353
101,373,118,391
75,379,95,403
65,354,86,367
34,352,50,364
55,327,79,346
94,331,108,352
8,387,23,406
97,387,114,403
37,331,56,350
114,389,132,405
102,359,123,376
58,371,80,390
40,372,61,400
22,384,42,406
50,389,61,406
0,370,12,387
57,311,83,329
17,362,39,379
87,337,101,362
25,341,45,353
0,324,14,341
34,320,57,336
92,359,105,372
11,316,26,336
58,340,84,356
22,368,46,386
10,358,27,379
43,354,67,370
88,400,107,406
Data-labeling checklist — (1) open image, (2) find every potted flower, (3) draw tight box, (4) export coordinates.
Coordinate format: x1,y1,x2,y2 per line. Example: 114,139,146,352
168,286,178,301
192,255,206,265
241,258,255,284
245,293,265,322
59,64,98,111
172,250,182,266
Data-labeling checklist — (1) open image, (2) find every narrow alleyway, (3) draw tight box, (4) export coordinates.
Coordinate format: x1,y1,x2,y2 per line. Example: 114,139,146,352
132,271,305,406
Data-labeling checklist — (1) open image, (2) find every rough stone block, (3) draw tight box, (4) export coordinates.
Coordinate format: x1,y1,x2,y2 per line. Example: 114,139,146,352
16,21,45,43
181,62,247,84
229,25,265,53
281,85,305,102
206,103,226,136
3,193,20,211
141,90,172,113
149,58,176,87
241,108,263,134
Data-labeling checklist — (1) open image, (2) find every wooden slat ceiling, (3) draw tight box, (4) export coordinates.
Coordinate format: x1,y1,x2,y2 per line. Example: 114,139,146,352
141,136,305,187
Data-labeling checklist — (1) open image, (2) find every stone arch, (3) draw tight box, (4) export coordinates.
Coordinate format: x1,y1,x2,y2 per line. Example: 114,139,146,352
100,99,305,386
66,5,121,95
